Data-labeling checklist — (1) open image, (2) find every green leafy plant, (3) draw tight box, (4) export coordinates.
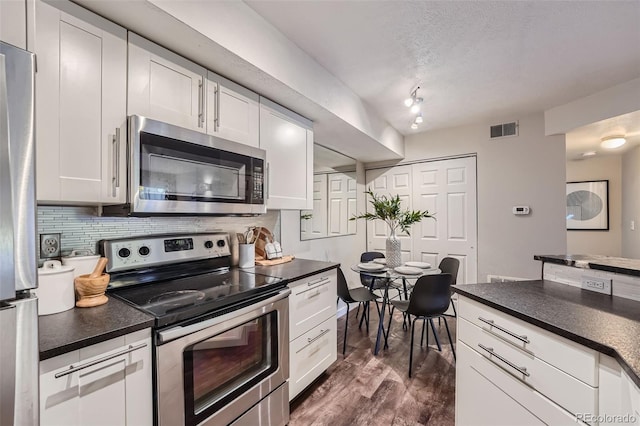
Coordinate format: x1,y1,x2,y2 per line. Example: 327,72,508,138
300,213,313,220
350,189,435,236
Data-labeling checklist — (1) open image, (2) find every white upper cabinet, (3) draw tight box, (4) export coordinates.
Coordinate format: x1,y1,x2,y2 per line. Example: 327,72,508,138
128,33,206,132
259,97,313,210
1,0,27,48
31,0,126,204
206,71,259,147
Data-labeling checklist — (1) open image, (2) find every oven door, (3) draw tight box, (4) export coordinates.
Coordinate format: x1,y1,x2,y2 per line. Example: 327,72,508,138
156,289,289,426
129,115,266,215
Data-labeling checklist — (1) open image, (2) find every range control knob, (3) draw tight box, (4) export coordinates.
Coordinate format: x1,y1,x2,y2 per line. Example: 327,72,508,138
204,240,214,249
138,246,150,256
118,247,131,258
216,239,226,248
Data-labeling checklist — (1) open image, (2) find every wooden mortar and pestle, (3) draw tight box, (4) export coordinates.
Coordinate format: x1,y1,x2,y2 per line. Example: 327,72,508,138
74,257,110,308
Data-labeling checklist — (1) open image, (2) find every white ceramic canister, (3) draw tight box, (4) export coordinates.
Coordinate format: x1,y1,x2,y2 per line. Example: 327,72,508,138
36,260,75,315
62,249,100,278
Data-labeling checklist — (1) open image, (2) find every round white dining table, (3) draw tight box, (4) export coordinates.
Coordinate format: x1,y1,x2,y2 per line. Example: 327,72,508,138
350,263,441,355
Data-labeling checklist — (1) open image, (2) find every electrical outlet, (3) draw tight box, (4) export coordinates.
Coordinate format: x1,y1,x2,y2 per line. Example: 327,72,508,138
40,233,61,259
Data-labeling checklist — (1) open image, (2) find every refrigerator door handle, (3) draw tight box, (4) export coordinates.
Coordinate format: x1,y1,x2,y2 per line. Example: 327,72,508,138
0,303,17,426
0,53,16,302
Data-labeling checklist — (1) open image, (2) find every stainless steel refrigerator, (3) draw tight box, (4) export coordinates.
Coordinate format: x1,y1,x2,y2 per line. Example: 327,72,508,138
0,41,39,426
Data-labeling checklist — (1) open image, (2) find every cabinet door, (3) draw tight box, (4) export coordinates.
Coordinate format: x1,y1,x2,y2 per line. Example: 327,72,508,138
0,0,26,48
33,0,126,204
40,332,152,426
289,269,337,339
206,71,259,147
128,32,206,132
259,98,313,210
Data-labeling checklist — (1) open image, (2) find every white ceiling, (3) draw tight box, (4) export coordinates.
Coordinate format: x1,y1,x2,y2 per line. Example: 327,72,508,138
566,110,640,160
245,1,640,135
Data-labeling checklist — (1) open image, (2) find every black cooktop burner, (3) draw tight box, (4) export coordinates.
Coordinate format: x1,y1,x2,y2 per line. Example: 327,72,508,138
109,267,285,328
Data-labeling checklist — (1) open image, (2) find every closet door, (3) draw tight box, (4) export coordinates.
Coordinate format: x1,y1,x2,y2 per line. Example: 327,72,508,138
364,165,413,264
411,156,477,284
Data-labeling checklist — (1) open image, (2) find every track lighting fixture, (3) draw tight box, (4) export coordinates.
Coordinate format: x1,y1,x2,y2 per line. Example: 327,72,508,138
414,113,423,124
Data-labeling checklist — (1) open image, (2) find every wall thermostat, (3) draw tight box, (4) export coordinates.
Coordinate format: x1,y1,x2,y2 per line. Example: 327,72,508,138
513,206,530,215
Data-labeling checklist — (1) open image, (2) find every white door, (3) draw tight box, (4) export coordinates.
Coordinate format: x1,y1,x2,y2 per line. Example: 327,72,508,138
206,72,259,147
128,33,205,132
365,157,477,283
412,156,477,284
301,174,328,239
327,172,357,236
365,165,414,264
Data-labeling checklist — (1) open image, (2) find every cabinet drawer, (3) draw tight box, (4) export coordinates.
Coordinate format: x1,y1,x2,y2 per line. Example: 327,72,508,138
458,317,597,417
457,342,586,426
289,316,337,401
289,270,337,339
458,297,597,386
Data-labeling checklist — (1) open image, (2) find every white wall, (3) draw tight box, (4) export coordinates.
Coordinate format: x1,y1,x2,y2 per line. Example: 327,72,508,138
566,156,622,256
622,145,640,258
280,162,367,317
400,112,566,282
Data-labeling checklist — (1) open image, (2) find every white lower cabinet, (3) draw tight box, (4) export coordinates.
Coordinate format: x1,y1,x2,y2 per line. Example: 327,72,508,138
0,0,27,48
456,296,593,425
288,269,337,401
598,355,640,425
40,329,152,426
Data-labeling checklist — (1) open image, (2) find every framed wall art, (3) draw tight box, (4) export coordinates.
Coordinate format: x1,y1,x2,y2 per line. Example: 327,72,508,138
566,180,609,231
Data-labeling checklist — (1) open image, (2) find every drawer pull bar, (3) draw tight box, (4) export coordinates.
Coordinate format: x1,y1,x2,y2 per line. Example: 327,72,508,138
307,277,330,286
296,328,331,353
478,317,530,344
54,343,147,379
297,279,330,295
478,343,530,377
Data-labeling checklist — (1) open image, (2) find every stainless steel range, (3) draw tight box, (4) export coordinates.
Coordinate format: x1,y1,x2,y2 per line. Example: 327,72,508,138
100,233,289,426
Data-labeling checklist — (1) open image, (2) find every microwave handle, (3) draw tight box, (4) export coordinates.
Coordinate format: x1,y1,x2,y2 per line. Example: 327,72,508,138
266,162,270,200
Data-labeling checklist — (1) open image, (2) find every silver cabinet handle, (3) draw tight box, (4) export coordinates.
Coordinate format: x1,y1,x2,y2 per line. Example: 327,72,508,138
297,277,330,295
296,328,331,353
54,343,147,379
266,162,270,200
308,276,330,286
478,343,530,377
198,79,204,128
215,83,220,131
478,317,530,344
111,128,120,197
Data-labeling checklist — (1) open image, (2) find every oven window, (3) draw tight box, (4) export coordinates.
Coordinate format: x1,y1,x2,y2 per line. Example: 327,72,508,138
183,311,278,425
139,131,257,203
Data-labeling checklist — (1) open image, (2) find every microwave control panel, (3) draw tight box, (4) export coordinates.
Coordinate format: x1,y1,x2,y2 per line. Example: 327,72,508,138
100,233,231,273
252,163,264,203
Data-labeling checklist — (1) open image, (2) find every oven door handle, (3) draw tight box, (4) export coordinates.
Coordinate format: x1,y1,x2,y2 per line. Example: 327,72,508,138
157,288,291,344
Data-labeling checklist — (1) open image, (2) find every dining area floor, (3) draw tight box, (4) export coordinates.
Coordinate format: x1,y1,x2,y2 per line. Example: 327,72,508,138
290,305,457,426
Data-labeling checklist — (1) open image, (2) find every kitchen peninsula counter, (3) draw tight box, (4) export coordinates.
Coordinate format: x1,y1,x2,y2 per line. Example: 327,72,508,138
453,279,640,387
535,254,640,277
39,296,154,361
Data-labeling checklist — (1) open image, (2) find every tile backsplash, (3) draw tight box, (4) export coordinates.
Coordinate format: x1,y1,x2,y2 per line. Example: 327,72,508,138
37,206,280,263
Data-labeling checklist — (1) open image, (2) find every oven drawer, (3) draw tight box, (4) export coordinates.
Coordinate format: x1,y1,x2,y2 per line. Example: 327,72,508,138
228,382,288,426
289,269,337,340
458,317,597,417
289,315,337,401
457,296,598,386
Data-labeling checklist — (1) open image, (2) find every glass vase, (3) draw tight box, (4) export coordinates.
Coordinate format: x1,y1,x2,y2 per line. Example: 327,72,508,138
386,228,402,268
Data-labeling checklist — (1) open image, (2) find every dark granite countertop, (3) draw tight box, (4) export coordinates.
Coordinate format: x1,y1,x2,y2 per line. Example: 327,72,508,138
536,254,640,277
39,296,154,361
249,258,340,283
453,280,640,387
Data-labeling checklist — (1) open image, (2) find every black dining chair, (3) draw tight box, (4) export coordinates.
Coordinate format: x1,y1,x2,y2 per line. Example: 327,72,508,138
438,257,460,319
336,267,380,355
387,273,455,377
359,251,403,302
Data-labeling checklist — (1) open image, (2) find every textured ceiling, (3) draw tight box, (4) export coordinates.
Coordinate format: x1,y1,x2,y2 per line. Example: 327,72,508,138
566,111,640,160
245,1,640,135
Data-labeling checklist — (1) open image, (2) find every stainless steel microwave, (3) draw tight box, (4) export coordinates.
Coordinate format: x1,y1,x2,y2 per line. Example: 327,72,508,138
103,116,266,216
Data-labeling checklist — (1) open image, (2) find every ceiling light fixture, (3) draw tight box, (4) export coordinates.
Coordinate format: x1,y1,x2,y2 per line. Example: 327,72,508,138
414,113,423,124
582,151,597,157
404,86,423,109
410,123,418,130
600,136,626,149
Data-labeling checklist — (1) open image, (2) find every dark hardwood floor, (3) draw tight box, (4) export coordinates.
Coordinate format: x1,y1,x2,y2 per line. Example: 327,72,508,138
290,305,457,426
